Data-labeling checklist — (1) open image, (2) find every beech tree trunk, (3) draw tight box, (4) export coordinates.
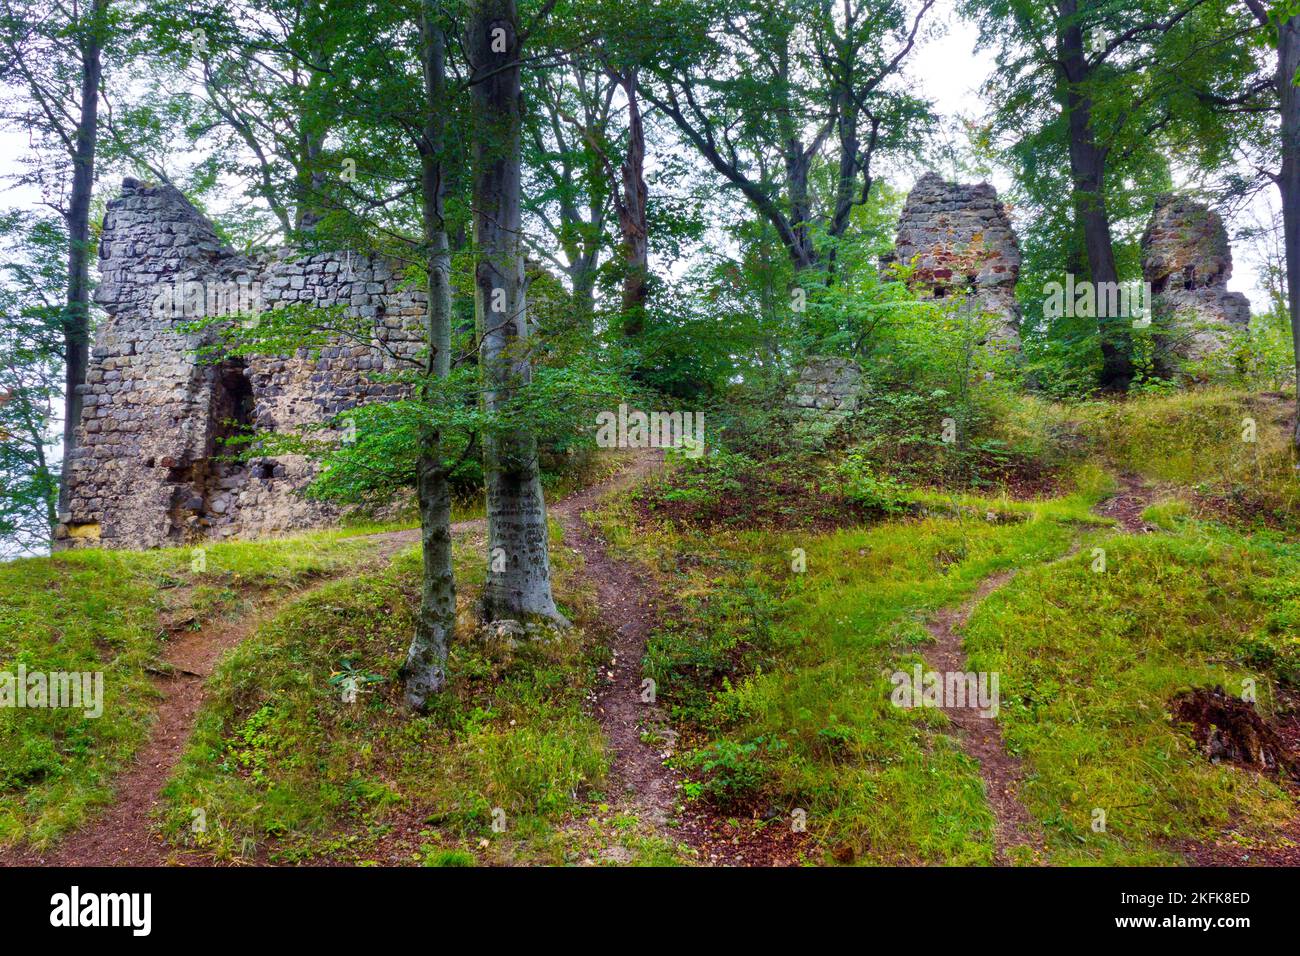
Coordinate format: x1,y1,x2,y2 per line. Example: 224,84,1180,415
59,0,106,513
470,0,565,624
1058,0,1132,391
1277,12,1300,449
616,67,649,336
401,3,456,709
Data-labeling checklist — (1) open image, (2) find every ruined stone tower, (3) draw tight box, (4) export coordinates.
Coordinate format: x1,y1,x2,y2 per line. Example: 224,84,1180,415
1142,194,1251,369
882,172,1022,348
55,179,426,550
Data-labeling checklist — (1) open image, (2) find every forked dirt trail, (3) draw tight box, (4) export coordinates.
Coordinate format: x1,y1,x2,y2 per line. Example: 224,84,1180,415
921,471,1159,865
3,454,675,867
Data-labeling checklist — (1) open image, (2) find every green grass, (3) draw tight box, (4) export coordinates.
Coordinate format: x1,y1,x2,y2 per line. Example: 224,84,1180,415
1072,387,1299,528
963,526,1300,864
6,392,1297,867
0,530,383,848
591,388,1299,866
156,519,685,865
597,476,1106,865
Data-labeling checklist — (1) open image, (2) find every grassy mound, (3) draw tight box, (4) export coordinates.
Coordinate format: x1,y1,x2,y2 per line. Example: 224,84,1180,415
0,530,384,848
157,522,684,866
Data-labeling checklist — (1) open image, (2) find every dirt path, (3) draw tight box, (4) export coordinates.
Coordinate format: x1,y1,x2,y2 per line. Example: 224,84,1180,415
920,472,1162,865
1093,472,1155,534
924,571,1044,864
4,455,673,868
549,451,680,831
4,529,428,868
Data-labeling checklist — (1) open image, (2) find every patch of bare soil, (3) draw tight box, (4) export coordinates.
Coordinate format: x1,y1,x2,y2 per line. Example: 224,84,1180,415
674,803,808,866
1175,687,1300,866
924,571,1046,865
1094,472,1156,533
1172,686,1300,780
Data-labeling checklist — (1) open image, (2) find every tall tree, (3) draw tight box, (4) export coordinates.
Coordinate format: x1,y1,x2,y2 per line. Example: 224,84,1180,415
644,0,934,278
964,0,1244,390
140,0,361,242
0,0,113,510
401,0,459,708
1210,0,1300,444
470,0,567,623
524,62,616,327
608,63,650,332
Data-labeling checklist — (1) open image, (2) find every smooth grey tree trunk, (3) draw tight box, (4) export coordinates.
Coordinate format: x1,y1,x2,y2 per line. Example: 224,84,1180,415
59,0,106,515
1276,12,1300,449
401,3,457,709
469,0,566,625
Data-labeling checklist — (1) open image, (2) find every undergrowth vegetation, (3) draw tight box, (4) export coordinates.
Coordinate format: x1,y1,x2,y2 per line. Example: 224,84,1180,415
965,527,1300,864
598,476,1105,864
599,383,1300,865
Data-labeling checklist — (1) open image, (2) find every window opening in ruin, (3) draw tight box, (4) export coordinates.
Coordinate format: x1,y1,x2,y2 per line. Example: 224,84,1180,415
212,358,255,450
163,358,257,543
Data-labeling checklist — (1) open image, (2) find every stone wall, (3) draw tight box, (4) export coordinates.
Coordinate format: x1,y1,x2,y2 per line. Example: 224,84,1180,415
1142,194,1251,369
55,178,426,550
784,357,863,439
882,172,1022,348
786,357,863,417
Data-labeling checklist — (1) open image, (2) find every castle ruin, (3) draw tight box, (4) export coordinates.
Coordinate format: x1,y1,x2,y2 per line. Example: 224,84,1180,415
1142,194,1252,370
882,171,1023,348
55,179,426,551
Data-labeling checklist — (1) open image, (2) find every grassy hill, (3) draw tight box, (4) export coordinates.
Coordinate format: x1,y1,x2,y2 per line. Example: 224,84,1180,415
3,389,1298,865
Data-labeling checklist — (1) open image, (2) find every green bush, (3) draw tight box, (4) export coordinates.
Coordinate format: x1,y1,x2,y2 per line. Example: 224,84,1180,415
680,736,785,809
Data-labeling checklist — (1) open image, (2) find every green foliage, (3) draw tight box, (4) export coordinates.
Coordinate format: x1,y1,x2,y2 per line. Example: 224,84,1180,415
185,307,634,504
600,483,1100,863
0,209,65,556
158,525,623,864
964,528,1300,863
830,451,909,513
679,736,784,809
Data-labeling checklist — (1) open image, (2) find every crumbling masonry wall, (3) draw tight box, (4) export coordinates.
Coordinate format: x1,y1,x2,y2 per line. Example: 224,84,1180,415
55,178,426,550
1142,194,1251,369
784,357,863,439
882,172,1022,348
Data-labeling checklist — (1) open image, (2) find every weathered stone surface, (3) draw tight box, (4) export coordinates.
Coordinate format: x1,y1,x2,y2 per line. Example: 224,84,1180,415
1142,194,1251,369
882,172,1022,348
56,179,425,550
784,356,863,437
